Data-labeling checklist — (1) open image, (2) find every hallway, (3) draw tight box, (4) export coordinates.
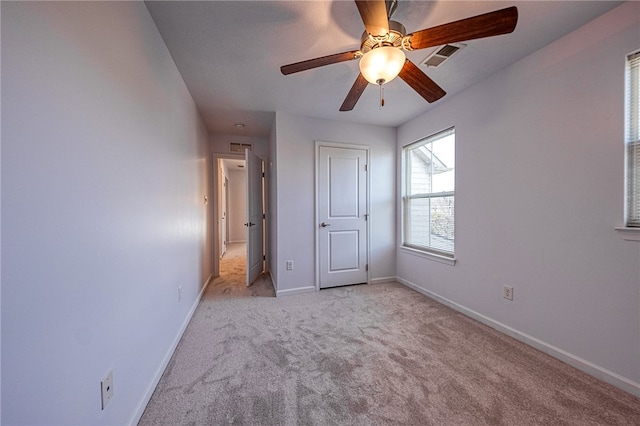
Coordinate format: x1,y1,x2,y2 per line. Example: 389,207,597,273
207,243,275,299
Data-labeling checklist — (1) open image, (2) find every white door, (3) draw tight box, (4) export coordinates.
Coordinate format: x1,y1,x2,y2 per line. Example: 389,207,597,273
318,145,368,288
245,149,264,286
218,162,227,259
221,176,228,258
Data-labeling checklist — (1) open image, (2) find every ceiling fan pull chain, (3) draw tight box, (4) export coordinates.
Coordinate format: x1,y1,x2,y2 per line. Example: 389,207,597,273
379,83,385,108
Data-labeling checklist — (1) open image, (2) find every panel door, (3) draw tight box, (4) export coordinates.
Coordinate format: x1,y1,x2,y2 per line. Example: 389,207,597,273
246,149,264,286
318,146,368,288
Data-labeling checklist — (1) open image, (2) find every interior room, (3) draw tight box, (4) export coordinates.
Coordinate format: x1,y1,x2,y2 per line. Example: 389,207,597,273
2,1,639,424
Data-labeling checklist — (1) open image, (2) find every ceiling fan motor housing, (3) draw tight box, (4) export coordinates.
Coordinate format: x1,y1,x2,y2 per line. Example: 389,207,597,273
360,20,406,53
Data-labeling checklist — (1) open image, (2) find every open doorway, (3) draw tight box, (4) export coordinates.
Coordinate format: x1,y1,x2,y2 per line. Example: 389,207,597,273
211,153,273,298
217,157,247,279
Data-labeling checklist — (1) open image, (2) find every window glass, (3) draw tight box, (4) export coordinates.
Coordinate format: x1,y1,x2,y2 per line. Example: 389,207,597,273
403,128,455,256
626,51,640,227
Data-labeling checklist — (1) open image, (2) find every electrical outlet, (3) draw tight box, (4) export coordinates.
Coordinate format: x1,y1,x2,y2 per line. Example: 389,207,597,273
286,260,293,271
503,285,514,301
101,370,114,410
178,285,183,302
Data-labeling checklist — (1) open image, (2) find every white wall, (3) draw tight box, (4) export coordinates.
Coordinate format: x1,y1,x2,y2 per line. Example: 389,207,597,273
1,2,212,424
228,168,247,243
275,112,396,295
396,2,640,394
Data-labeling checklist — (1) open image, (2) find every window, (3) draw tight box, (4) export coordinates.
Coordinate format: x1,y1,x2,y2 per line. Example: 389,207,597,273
403,128,455,257
626,51,640,227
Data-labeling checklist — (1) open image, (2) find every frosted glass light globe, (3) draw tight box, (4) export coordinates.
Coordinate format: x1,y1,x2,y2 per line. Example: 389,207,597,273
359,46,406,85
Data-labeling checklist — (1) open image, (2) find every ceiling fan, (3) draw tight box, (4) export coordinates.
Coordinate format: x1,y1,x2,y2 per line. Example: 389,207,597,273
280,0,518,111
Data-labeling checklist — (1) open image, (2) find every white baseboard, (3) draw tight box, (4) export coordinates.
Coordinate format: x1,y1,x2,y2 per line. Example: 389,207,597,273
396,277,640,399
276,285,316,297
370,276,396,285
129,273,214,425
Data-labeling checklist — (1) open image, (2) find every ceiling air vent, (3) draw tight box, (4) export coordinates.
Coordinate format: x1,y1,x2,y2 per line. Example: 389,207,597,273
229,142,252,153
422,43,466,68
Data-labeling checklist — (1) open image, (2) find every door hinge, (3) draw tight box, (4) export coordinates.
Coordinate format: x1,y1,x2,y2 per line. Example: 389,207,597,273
364,164,368,171
365,214,369,221
263,255,266,261
263,213,266,219
262,172,265,178
366,264,369,271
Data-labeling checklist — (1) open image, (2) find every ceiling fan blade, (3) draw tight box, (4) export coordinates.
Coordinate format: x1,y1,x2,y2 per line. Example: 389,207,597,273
340,73,369,111
406,6,518,50
281,50,361,75
355,0,389,36
398,59,446,103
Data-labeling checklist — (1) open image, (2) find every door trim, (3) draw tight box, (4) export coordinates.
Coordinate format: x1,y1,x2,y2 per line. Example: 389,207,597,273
212,153,244,278
315,141,370,291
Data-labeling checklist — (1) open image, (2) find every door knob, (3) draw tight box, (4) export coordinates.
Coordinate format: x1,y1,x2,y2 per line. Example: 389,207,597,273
320,222,330,227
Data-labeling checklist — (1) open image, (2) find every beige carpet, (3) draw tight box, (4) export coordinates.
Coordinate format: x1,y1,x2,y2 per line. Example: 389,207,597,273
209,242,275,299
139,257,640,425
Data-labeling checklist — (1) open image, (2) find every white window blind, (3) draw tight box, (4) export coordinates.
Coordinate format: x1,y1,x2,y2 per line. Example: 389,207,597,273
627,51,640,227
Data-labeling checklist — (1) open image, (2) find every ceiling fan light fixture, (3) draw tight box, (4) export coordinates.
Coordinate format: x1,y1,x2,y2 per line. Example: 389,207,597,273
359,46,406,85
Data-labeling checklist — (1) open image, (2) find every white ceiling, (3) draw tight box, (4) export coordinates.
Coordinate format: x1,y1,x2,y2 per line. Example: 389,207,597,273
145,1,623,138
221,158,246,171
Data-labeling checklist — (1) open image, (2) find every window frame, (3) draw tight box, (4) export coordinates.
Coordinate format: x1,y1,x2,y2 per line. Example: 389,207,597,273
625,50,640,228
616,50,640,240
401,127,456,262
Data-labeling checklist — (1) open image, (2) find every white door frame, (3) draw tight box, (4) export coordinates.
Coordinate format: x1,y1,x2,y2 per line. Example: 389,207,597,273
223,176,230,255
212,153,244,278
315,141,370,291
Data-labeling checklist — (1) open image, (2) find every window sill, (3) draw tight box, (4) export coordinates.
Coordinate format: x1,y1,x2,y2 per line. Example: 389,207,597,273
615,227,640,241
399,246,457,265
